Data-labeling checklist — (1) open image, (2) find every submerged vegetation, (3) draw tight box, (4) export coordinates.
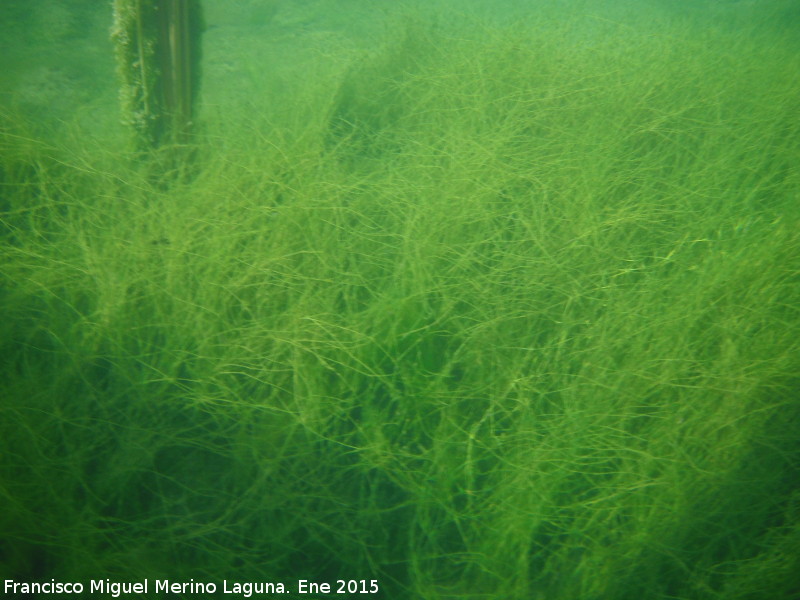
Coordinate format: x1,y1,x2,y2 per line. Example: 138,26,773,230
1,2,799,598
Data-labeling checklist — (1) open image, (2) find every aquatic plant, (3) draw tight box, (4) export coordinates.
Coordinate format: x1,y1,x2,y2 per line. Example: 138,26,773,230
1,3,799,598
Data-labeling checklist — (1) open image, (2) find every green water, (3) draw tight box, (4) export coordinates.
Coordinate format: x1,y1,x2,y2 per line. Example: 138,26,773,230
1,1,799,598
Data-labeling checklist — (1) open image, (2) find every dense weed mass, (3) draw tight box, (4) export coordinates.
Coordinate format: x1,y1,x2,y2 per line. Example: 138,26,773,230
1,4,799,599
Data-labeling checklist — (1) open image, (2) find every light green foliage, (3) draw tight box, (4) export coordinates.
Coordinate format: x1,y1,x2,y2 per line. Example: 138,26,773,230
1,4,799,599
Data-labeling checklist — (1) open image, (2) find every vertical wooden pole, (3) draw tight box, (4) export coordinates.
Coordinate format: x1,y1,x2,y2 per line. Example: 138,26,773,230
112,0,203,170
159,0,202,146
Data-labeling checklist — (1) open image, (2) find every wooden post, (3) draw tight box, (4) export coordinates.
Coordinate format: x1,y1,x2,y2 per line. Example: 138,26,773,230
112,0,203,165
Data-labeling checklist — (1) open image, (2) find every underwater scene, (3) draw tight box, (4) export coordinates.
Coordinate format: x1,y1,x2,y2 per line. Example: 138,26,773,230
1,1,799,598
